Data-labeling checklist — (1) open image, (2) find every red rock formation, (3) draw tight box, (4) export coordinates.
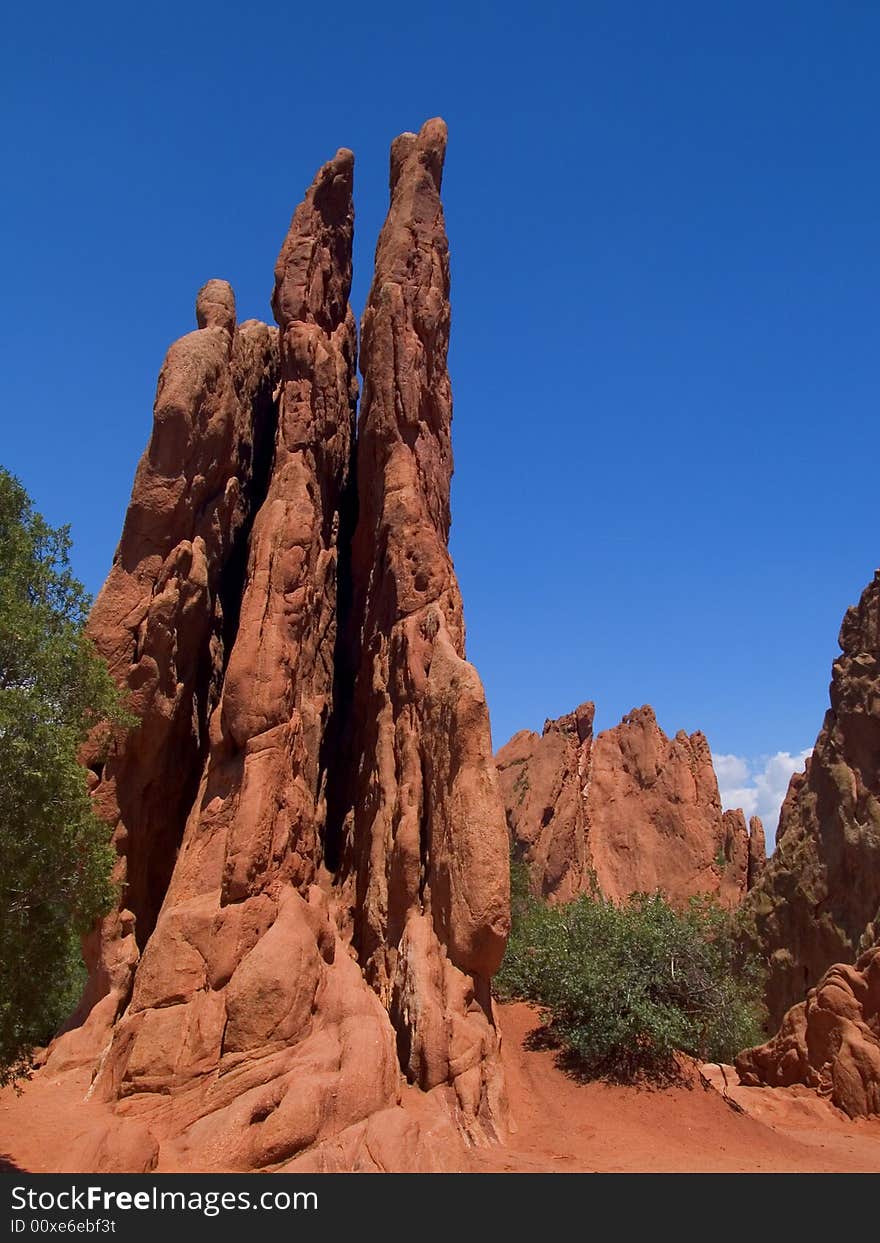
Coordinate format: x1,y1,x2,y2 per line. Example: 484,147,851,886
75,150,384,1170
736,943,880,1118
45,123,509,1172
743,571,880,1027
497,703,761,908
345,118,509,1136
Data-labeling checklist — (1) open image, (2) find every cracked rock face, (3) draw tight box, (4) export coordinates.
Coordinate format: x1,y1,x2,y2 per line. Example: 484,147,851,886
742,571,880,1028
497,703,762,908
47,121,510,1172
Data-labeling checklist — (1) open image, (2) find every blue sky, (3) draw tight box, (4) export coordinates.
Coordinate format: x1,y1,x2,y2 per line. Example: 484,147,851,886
3,2,877,835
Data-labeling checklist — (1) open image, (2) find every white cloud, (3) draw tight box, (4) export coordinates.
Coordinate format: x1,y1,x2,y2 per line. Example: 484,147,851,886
713,749,812,848
713,753,750,789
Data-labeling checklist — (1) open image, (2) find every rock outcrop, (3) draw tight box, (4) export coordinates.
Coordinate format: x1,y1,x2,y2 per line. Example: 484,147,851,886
736,943,880,1118
742,571,880,1027
46,121,509,1172
497,703,762,907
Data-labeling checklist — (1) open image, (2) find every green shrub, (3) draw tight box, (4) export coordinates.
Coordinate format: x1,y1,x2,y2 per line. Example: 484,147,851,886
495,858,766,1081
0,468,129,1085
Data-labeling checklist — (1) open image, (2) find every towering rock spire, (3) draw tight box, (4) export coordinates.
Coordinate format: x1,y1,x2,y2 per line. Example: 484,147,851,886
75,151,411,1172
44,125,510,1171
346,118,510,1132
743,571,880,1026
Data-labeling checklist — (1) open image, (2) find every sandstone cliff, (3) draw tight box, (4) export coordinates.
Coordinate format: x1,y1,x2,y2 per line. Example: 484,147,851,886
497,703,762,908
742,571,880,1028
46,122,509,1172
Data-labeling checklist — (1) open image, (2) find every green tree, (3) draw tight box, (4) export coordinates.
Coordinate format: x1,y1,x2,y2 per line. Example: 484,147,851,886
496,856,766,1080
0,468,127,1084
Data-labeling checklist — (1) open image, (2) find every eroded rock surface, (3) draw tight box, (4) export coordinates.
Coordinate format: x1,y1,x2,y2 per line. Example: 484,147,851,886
736,943,880,1119
497,703,761,907
45,121,509,1171
743,572,880,1027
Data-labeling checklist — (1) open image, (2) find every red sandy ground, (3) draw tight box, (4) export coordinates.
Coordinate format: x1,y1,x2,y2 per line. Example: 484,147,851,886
468,1002,880,1172
1,1002,878,1174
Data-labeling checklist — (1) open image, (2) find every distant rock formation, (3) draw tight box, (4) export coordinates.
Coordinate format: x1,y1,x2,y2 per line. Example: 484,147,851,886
496,703,762,908
496,703,594,902
736,942,880,1119
46,121,509,1172
742,571,880,1027
747,816,767,889
718,809,750,908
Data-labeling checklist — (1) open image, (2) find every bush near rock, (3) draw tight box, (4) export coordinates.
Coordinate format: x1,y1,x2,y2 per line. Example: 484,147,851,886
496,858,766,1081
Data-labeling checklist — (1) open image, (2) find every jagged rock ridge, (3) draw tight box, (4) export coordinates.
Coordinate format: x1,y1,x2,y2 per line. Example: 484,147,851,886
47,121,510,1172
496,702,765,907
